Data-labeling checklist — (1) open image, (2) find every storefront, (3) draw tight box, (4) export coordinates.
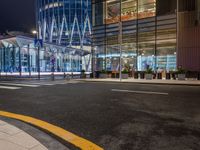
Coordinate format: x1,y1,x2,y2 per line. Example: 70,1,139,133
92,0,177,72
0,35,89,74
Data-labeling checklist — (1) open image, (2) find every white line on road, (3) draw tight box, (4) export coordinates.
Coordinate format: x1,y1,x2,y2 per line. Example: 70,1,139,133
0,85,21,90
23,83,55,86
111,89,169,95
0,83,40,87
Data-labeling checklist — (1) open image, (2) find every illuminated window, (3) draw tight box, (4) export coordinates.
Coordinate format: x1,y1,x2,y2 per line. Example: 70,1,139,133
106,0,120,24
121,0,137,21
138,0,156,19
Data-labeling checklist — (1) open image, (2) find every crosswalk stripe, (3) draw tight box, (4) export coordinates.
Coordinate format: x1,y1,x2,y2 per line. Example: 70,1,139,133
0,83,40,87
0,85,21,90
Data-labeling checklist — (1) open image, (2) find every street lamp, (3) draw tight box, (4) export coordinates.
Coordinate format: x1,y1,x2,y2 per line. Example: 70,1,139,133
32,30,41,80
32,30,37,35
119,2,122,82
176,0,179,69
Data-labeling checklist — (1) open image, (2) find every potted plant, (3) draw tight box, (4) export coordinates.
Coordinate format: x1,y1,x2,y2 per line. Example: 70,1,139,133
99,70,107,78
177,68,186,80
80,70,86,79
121,69,129,79
145,68,153,80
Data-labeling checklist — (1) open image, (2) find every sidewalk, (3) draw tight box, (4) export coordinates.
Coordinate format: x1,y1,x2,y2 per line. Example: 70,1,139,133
0,120,48,150
77,78,200,86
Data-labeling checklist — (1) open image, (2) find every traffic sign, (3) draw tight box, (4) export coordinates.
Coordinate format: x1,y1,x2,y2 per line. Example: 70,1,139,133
34,39,43,48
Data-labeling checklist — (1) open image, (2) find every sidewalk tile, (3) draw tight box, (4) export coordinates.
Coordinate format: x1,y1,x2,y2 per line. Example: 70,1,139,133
0,139,28,150
30,145,48,150
0,120,7,126
0,124,21,135
8,132,41,149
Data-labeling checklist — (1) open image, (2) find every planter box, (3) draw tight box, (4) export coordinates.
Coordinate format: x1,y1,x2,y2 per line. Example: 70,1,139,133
99,73,107,78
122,74,129,79
145,74,153,80
166,73,171,80
178,74,186,80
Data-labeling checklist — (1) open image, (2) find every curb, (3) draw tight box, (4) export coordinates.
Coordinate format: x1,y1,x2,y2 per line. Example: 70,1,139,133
0,116,70,150
76,79,200,86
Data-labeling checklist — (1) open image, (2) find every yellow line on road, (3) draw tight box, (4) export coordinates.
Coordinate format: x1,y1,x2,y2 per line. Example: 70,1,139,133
0,111,103,150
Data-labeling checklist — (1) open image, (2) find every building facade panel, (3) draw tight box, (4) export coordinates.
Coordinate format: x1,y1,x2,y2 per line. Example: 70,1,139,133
178,11,200,71
92,0,177,72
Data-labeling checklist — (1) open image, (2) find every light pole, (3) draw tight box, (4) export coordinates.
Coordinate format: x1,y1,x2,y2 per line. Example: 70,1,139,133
119,1,122,82
27,44,31,78
32,30,40,80
176,0,179,69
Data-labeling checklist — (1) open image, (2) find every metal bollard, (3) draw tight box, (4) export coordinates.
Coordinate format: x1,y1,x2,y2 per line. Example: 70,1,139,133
51,73,55,81
71,72,73,79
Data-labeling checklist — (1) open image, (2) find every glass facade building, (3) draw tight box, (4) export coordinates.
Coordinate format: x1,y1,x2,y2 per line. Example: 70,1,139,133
0,0,92,75
0,35,85,74
36,0,92,72
92,0,177,72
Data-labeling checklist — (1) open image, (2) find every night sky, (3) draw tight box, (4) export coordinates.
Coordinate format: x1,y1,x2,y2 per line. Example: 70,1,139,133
0,0,36,34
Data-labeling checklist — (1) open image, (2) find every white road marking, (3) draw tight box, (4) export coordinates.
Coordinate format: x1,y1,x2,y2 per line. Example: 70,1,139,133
24,83,55,86
111,89,169,95
0,83,40,87
0,85,21,90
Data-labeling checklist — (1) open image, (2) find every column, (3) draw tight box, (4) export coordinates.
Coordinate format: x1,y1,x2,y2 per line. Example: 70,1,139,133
27,44,31,77
19,47,22,76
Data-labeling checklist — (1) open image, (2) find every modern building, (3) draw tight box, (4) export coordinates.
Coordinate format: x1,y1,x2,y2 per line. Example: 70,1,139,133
36,0,92,71
0,0,92,75
0,33,89,75
92,0,200,72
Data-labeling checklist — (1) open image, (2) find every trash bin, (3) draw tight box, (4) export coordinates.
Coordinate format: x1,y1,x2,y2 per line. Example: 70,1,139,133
172,73,176,80
95,71,100,78
134,72,138,79
166,73,171,80
157,73,162,79
140,72,145,79
90,73,94,78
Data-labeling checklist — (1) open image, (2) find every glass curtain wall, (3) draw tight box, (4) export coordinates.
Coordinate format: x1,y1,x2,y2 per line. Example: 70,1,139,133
92,0,177,72
0,43,81,74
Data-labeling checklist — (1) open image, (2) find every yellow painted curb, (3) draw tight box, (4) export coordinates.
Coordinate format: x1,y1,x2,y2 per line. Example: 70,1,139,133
0,111,103,150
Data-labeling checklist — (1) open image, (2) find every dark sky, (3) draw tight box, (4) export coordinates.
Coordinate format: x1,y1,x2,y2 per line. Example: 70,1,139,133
0,0,36,34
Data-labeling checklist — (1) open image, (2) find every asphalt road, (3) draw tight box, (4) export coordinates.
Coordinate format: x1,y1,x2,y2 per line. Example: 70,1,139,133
0,80,200,150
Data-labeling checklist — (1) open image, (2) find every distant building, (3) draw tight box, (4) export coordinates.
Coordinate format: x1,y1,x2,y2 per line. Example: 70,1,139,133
36,0,92,71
